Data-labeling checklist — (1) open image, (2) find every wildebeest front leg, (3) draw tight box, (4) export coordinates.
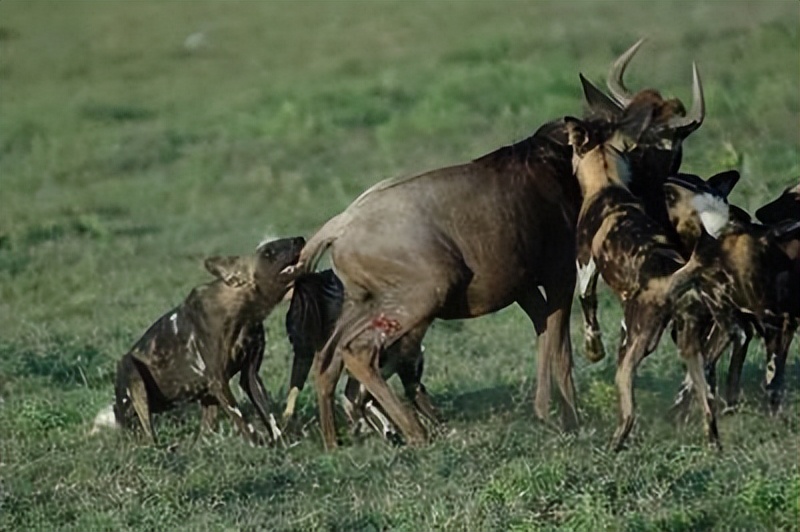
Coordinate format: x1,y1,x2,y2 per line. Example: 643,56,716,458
209,379,261,445
520,274,578,431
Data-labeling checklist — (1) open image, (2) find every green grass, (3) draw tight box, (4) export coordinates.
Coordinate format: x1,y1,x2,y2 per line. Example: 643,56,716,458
1,1,798,530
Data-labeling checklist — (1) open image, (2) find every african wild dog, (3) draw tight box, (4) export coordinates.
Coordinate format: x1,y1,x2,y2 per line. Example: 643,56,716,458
113,237,305,446
576,39,704,364
566,113,720,451
666,177,800,413
283,269,438,443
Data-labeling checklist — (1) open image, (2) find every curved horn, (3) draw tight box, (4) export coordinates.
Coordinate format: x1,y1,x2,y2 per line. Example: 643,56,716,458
668,62,705,135
579,73,622,118
606,38,646,107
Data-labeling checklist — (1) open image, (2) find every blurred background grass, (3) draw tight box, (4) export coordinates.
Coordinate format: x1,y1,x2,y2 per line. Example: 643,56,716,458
0,1,798,531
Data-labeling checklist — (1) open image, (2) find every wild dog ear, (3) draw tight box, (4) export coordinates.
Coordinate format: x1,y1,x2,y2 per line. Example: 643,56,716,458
564,117,589,151
706,170,740,199
580,73,623,120
204,256,251,287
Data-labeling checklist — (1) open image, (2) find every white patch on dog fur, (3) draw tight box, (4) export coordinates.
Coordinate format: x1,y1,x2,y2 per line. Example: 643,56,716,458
268,413,282,440
691,192,729,238
169,313,179,334
577,258,596,295
89,403,119,435
187,333,206,375
365,400,395,438
537,285,547,303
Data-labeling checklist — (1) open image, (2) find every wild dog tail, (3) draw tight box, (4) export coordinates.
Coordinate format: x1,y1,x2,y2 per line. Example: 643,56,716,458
113,355,135,428
298,212,351,274
285,270,344,392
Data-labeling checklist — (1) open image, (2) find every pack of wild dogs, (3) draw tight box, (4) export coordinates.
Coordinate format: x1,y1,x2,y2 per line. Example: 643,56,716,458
94,40,800,452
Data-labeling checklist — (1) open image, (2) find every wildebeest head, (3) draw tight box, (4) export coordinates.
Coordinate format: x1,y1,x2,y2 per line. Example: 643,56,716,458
204,236,306,305
663,170,740,250
579,39,705,183
756,183,800,225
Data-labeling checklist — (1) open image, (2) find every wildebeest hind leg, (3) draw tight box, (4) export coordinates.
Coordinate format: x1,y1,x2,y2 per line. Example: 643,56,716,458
316,347,344,450
343,333,427,446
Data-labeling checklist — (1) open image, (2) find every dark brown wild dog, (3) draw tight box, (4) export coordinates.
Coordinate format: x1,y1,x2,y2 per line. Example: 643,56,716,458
566,114,720,451
576,38,704,364
666,177,800,413
113,237,305,446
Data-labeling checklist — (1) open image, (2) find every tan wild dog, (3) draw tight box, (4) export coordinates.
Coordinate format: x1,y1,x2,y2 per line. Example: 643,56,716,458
566,113,720,451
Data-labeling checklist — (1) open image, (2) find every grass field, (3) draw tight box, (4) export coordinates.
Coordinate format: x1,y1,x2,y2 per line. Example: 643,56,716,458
1,1,799,530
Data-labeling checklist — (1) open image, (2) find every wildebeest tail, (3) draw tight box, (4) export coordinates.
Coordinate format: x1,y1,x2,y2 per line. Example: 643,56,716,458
298,212,350,273
285,270,344,390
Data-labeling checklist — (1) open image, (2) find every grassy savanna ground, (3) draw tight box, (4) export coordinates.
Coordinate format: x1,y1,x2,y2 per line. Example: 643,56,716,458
1,1,798,530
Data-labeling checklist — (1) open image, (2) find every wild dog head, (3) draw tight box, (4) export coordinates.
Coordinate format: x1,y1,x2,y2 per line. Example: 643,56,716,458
204,236,306,312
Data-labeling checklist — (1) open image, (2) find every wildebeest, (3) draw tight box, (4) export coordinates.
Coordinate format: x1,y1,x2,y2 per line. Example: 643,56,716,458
295,41,706,450
283,269,437,442
666,177,800,414
566,114,720,451
113,237,305,446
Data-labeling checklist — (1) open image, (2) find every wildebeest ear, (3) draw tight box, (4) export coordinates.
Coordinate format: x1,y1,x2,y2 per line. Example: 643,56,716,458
204,256,250,287
619,103,653,143
706,170,740,198
580,73,622,119
564,117,589,149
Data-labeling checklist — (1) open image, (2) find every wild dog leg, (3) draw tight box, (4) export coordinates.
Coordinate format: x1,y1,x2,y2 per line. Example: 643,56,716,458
685,351,721,450
578,264,606,362
764,318,796,415
610,303,667,452
675,318,721,449
724,321,753,411
208,379,262,445
239,329,283,442
126,364,157,445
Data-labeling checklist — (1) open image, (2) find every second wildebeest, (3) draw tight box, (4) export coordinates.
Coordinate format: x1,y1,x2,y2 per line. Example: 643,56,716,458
113,237,305,446
295,41,706,449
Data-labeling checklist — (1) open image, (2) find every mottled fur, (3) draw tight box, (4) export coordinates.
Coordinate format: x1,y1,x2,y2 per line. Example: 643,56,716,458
114,237,304,446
